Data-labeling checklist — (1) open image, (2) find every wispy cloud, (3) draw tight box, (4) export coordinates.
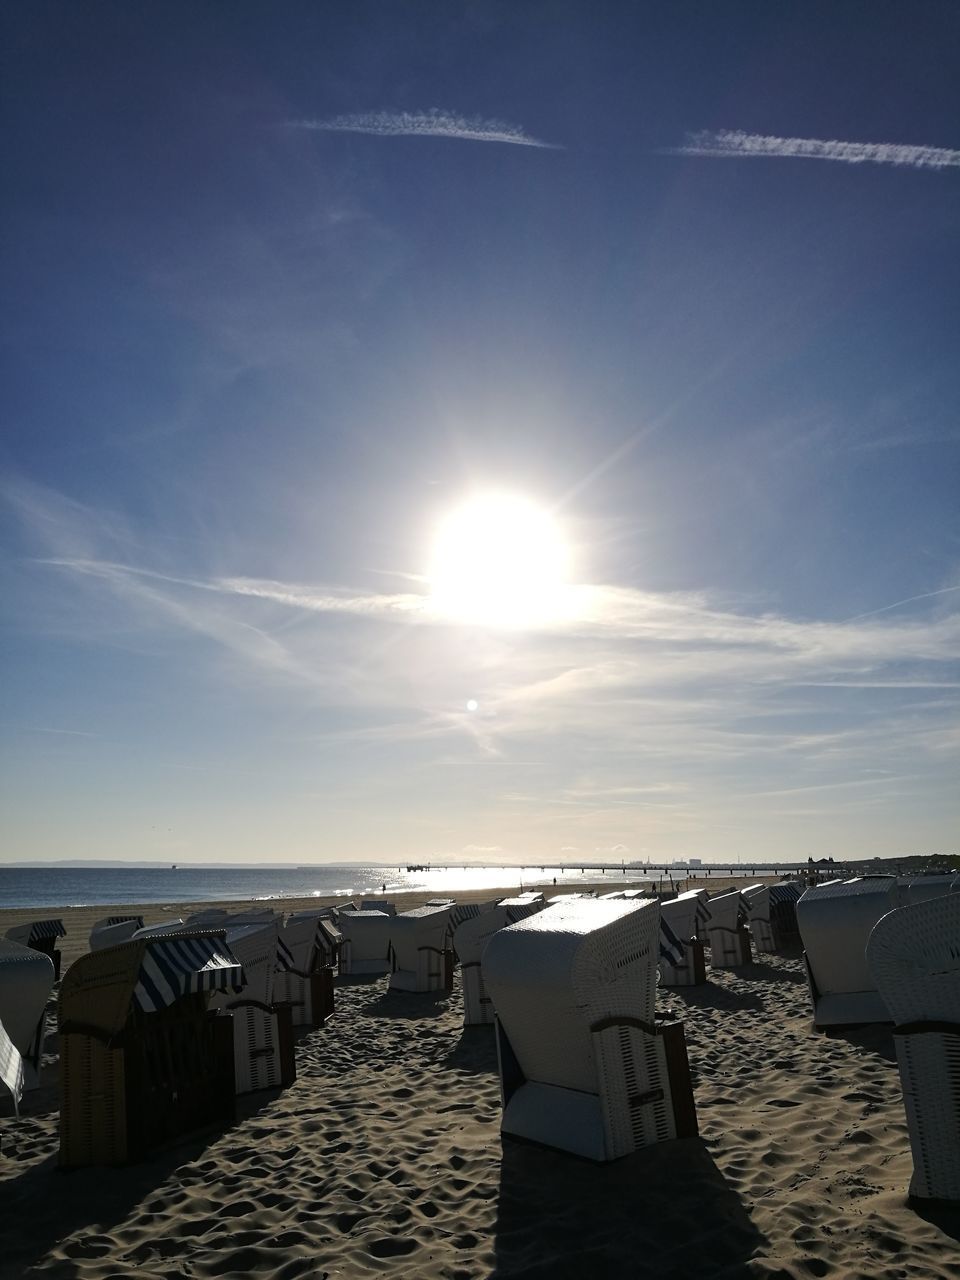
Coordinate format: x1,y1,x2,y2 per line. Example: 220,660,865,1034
286,109,561,150
674,129,960,171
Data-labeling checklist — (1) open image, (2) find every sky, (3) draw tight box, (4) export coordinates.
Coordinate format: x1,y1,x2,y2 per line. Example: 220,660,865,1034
1,2,958,867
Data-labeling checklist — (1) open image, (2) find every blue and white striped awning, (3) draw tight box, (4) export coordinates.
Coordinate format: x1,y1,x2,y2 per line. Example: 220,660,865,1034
133,935,246,1013
504,903,543,926
28,919,66,943
106,915,144,929
0,1016,24,1117
276,936,295,972
659,918,685,967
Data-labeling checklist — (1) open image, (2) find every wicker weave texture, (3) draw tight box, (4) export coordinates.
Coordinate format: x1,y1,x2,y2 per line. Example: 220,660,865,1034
595,1023,675,1158
895,1031,960,1201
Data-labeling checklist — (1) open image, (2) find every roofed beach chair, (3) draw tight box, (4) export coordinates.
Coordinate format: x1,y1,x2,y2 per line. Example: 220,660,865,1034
0,940,55,1095
207,920,296,1095
360,899,397,915
768,882,803,947
705,889,751,968
337,910,394,976
658,891,711,986
454,897,546,1025
5,919,66,980
797,876,901,1028
741,884,776,953
273,911,334,1028
387,905,455,993
90,916,147,951
482,897,698,1161
898,875,960,905
0,1015,24,1116
867,893,960,1203
58,930,241,1166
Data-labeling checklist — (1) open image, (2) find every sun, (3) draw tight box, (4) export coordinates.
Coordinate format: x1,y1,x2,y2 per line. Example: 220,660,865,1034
427,492,571,627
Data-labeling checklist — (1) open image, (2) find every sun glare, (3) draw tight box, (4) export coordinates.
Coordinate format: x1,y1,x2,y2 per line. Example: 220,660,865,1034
427,492,571,627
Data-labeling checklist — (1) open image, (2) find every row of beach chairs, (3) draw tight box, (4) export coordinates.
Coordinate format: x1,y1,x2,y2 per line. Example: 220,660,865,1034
2,879,957,1204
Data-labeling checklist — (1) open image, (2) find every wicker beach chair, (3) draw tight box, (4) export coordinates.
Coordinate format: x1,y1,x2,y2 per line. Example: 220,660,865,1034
5,919,66,981
741,885,776,953
387,905,455,993
0,940,54,1095
897,875,960,905
90,916,148,951
482,898,698,1162
273,910,334,1028
0,1015,24,1116
206,920,296,1095
454,898,546,1025
866,893,960,1203
704,889,751,968
360,899,397,915
58,930,242,1166
768,882,803,947
658,891,710,986
337,910,394,976
797,876,901,1028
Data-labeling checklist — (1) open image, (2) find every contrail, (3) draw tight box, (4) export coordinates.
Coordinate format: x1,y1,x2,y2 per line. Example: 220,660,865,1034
286,109,561,150
674,129,960,170
843,584,960,623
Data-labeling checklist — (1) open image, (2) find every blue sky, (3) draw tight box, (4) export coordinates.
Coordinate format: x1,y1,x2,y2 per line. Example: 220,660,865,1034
2,2,958,865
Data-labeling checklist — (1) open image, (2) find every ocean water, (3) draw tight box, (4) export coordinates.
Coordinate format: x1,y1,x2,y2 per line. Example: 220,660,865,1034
0,862,731,911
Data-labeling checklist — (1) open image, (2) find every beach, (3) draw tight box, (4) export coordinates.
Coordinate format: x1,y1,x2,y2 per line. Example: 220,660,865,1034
1,884,958,1279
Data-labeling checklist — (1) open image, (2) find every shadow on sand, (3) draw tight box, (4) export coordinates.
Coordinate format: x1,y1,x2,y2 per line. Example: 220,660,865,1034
0,1084,281,1277
492,1135,764,1279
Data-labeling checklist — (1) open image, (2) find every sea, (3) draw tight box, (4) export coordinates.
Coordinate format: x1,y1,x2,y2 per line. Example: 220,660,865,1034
0,862,767,911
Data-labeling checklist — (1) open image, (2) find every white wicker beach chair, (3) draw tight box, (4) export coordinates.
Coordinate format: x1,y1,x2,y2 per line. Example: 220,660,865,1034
387,905,455,993
90,916,148,951
360,899,397,915
274,911,334,1027
658,891,711,986
741,885,776,953
705,889,751,968
337,910,393,976
137,919,294,1095
0,940,54,1096
897,875,960,905
5,919,66,980
797,876,901,1028
482,898,698,1161
212,920,295,1094
866,893,960,1203
0,1015,24,1116
454,898,546,1025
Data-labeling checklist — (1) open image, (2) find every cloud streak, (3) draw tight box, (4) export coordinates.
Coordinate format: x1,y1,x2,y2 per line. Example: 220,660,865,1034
674,129,960,171
286,109,561,150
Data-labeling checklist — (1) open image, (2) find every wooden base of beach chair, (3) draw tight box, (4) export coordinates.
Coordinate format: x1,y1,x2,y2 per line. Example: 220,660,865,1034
60,1000,235,1168
894,1025,960,1203
659,940,706,986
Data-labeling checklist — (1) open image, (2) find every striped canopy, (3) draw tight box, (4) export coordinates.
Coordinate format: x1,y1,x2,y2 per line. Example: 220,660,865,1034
276,936,295,972
133,935,246,1013
659,918,685,967
0,1016,24,1117
28,919,66,943
449,903,482,930
105,915,144,929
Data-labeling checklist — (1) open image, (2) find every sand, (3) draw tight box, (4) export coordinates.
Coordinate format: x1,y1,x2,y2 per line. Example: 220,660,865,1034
2,884,958,1279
